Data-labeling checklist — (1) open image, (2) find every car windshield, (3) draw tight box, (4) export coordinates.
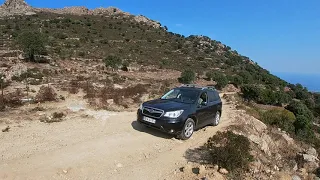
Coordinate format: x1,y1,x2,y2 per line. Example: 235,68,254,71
161,88,199,104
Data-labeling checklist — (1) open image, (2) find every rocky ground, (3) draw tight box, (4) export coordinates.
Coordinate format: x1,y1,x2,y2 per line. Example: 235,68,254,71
0,94,234,180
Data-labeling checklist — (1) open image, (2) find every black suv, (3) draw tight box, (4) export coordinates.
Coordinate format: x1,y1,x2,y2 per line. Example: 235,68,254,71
137,85,222,140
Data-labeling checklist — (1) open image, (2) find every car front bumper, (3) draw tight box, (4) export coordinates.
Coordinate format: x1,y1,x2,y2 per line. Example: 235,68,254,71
137,110,185,135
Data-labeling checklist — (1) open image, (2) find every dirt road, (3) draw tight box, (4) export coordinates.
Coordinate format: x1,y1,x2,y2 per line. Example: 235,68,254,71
0,98,235,180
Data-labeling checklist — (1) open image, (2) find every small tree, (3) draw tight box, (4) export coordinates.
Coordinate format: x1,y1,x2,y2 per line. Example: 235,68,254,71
214,75,228,90
17,32,46,62
207,72,228,90
232,75,244,87
179,70,195,84
104,55,122,70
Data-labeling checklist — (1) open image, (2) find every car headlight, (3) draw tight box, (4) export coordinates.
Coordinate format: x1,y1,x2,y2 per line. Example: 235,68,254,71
164,110,184,118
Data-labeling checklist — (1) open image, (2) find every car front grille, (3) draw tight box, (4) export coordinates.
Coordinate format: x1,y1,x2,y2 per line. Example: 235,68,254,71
142,107,164,118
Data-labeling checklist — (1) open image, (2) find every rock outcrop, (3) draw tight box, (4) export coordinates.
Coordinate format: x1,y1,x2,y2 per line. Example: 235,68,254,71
0,0,34,16
0,0,161,28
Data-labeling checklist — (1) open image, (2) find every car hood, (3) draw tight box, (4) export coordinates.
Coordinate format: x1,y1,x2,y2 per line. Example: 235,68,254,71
143,99,191,111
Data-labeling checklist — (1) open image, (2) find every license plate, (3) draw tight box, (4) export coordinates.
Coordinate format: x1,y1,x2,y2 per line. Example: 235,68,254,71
143,116,156,124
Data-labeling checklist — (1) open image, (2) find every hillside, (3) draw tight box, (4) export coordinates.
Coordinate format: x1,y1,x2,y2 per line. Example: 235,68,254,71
0,1,287,88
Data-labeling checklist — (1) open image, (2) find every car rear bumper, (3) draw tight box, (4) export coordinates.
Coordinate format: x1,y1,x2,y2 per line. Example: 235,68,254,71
137,110,185,135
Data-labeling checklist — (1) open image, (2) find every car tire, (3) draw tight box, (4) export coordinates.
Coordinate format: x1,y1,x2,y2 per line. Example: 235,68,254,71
178,118,195,140
212,111,221,126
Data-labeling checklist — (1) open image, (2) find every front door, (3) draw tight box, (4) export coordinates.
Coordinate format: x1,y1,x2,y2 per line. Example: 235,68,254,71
195,92,210,128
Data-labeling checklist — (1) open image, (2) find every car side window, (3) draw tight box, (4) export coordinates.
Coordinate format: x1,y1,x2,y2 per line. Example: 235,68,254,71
209,91,220,102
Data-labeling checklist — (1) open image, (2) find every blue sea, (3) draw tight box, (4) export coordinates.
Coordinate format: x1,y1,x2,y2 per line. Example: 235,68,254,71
274,72,320,92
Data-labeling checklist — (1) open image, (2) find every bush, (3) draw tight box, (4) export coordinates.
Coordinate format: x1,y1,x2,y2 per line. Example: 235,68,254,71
205,131,253,176
53,32,68,39
241,85,292,106
262,109,295,132
206,71,228,89
0,74,10,88
178,70,195,84
286,100,314,120
17,31,46,62
2,89,24,108
241,85,260,102
35,86,57,103
231,75,244,87
104,55,122,70
95,84,149,109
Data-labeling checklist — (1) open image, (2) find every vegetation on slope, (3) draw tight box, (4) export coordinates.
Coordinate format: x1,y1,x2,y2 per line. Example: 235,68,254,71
1,10,319,151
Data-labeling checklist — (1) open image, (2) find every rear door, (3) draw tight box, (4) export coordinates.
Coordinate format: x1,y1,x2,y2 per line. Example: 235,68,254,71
206,90,222,124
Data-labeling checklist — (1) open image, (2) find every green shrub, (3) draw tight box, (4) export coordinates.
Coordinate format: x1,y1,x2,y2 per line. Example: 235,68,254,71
241,85,292,106
262,109,295,132
178,70,195,84
286,100,314,120
231,75,244,87
53,32,68,39
241,85,260,102
205,131,253,176
17,31,46,62
206,72,229,90
104,55,122,70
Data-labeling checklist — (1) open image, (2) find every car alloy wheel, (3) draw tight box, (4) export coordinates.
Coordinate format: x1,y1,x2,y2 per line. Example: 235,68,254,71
184,121,194,138
213,111,221,126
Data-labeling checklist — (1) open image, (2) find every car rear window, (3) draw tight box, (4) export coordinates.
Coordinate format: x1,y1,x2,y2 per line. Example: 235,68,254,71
208,91,220,102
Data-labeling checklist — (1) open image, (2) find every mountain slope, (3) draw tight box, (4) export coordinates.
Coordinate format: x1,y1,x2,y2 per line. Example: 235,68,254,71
0,1,287,90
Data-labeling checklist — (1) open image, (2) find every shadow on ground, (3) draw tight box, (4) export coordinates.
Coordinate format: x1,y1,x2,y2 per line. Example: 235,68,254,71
131,121,173,139
184,147,211,165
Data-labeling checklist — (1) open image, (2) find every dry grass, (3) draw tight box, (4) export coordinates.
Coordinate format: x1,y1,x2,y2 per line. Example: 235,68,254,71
86,83,149,109
35,86,57,103
2,89,24,108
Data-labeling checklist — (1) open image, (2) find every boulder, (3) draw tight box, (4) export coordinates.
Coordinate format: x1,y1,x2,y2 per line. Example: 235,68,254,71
18,53,25,60
248,134,271,156
219,168,228,175
198,165,206,175
306,147,318,157
213,165,219,171
292,175,302,180
107,99,114,105
303,154,319,162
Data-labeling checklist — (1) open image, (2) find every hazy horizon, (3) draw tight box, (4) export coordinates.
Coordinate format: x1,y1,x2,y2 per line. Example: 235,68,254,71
274,72,320,92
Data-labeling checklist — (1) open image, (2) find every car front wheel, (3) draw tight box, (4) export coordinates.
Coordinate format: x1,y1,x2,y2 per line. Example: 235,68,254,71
178,118,195,140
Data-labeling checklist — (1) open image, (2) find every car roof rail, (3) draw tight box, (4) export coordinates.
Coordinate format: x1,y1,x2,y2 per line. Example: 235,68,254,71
180,84,217,91
180,84,198,88
205,86,216,91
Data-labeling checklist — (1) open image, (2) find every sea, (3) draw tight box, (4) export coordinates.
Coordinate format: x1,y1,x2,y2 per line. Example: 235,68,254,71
274,72,320,93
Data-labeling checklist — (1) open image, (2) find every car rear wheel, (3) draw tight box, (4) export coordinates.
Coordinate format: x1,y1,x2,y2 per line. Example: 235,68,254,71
178,118,195,140
212,111,221,126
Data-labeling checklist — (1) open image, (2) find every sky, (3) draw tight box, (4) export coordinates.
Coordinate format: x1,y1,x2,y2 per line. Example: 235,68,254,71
1,0,320,75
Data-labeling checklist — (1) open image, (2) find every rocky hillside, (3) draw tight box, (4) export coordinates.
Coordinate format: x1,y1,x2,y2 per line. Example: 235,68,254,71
0,0,161,27
0,0,288,92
